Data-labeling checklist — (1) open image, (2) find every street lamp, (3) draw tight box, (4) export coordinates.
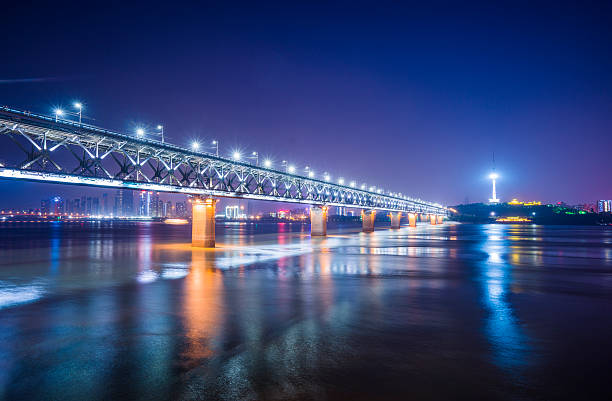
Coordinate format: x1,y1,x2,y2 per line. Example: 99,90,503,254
54,108,64,122
324,173,330,182
191,141,200,151
288,165,295,174
232,151,241,161
73,102,83,124
136,128,145,138
338,178,345,185
308,170,314,178
157,125,164,143
263,158,272,168
248,151,259,166
211,140,219,157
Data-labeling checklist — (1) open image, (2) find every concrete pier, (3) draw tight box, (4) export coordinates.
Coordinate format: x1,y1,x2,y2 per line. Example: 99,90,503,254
408,213,417,227
429,214,437,225
390,212,402,229
362,209,376,232
192,197,218,247
310,206,328,236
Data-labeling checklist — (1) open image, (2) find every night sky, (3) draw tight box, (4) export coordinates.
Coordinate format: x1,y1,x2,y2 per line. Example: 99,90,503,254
1,1,611,207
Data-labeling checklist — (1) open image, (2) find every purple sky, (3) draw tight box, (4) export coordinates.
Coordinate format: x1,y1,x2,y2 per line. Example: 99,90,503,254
1,1,611,207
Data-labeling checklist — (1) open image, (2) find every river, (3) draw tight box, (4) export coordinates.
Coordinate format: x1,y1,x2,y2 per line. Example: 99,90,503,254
1,221,611,400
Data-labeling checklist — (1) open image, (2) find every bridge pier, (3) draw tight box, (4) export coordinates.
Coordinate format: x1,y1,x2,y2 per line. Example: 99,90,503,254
192,197,217,247
408,213,417,227
429,214,437,225
437,215,444,224
362,209,376,232
310,206,328,236
390,212,402,229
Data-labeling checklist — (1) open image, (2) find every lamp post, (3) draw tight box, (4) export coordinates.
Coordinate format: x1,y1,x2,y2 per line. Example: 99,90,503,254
157,125,164,143
212,140,219,157
248,151,259,166
74,103,82,124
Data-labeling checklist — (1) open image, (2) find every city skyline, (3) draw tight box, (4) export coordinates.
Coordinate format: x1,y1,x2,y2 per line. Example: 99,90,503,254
2,2,611,205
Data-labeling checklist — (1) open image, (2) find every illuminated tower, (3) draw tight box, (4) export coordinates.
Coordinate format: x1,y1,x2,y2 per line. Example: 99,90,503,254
489,172,500,203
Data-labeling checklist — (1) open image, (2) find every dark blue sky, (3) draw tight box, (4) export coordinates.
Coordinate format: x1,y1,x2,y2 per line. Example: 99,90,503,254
1,1,611,206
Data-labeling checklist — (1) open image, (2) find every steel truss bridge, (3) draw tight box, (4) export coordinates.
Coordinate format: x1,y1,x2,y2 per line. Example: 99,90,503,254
0,107,446,215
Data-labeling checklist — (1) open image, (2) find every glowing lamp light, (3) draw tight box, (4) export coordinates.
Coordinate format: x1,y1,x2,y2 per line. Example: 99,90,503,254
308,171,314,178
324,174,330,182
136,128,145,137
54,108,64,116
191,141,200,150
263,159,272,168
74,102,82,109
157,125,163,130
232,151,241,160
489,172,499,180
338,178,344,185
288,165,296,174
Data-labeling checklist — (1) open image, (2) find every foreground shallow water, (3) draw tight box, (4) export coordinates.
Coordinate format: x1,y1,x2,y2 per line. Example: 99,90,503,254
1,222,611,400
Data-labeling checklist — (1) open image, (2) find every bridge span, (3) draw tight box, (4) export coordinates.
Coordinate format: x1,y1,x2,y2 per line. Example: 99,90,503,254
0,106,447,247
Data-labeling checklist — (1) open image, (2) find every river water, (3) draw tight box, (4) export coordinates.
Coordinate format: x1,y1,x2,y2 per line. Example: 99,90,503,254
0,221,611,400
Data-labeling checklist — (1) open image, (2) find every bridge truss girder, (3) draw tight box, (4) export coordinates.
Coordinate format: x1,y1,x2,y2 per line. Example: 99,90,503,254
0,109,446,215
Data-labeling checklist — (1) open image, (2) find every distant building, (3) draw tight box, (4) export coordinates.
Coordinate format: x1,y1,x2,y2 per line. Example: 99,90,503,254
598,200,612,213
114,189,134,216
175,201,187,217
163,200,173,217
102,193,109,215
225,205,239,219
138,191,151,216
92,197,100,215
41,196,64,214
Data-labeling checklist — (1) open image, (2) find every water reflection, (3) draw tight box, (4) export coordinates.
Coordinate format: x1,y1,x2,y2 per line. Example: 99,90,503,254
1,222,611,400
480,225,530,377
